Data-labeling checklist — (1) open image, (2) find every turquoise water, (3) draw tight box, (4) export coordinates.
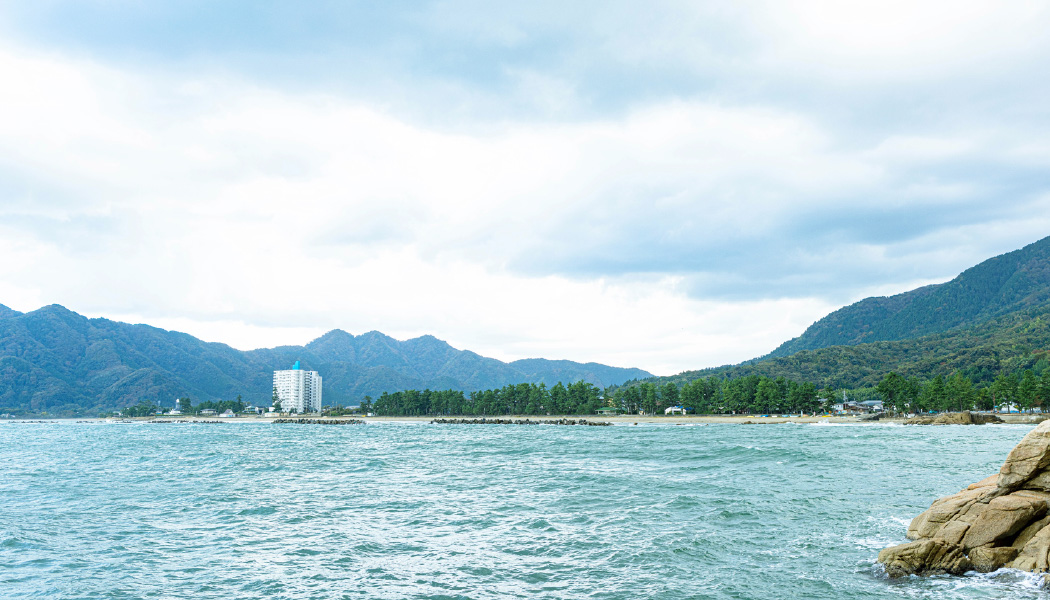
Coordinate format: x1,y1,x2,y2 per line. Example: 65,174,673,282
0,421,1045,599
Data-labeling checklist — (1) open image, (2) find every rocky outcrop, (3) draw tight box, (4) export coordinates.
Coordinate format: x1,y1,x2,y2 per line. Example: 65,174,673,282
904,411,1004,425
878,539,973,577
879,420,1050,577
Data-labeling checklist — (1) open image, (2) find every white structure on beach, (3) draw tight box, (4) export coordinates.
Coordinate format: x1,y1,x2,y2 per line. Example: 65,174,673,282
273,361,323,413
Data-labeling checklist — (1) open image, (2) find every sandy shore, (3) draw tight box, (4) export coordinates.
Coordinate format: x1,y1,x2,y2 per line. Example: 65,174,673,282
47,413,1046,425
362,414,868,424
65,414,865,424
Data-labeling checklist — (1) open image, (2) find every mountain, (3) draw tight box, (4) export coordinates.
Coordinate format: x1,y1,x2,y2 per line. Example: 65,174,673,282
648,303,1050,390
0,305,651,415
769,235,1050,358
631,235,1050,392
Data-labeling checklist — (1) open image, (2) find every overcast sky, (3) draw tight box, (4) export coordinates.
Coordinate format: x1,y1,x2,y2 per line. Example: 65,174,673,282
1,1,1048,375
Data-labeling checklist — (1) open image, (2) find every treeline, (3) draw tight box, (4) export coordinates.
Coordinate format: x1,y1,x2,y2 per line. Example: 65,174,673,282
876,369,1050,414
368,376,828,417
108,396,248,417
368,381,605,416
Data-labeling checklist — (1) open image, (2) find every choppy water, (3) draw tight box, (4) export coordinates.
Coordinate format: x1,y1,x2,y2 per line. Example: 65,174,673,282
0,420,1046,599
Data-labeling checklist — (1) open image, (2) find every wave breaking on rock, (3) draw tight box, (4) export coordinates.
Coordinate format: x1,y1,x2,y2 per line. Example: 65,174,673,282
879,419,1050,580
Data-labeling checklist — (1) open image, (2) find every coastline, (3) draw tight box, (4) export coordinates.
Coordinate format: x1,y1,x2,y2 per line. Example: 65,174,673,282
25,413,1045,425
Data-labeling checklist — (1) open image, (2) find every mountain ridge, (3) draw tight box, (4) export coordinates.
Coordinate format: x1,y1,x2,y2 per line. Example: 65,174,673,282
0,307,651,415
768,235,1050,358
628,235,1050,393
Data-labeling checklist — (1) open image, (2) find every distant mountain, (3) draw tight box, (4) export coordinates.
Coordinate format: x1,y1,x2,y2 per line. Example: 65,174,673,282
0,304,21,319
0,305,651,415
769,235,1050,358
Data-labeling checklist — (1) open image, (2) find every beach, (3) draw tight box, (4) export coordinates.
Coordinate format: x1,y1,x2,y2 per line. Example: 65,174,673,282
68,412,1048,425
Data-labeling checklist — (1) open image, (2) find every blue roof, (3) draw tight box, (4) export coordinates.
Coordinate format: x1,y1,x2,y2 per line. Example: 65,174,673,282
293,360,300,370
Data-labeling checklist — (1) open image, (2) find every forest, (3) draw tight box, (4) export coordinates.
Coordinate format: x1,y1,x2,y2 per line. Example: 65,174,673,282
365,367,1050,417
367,376,825,416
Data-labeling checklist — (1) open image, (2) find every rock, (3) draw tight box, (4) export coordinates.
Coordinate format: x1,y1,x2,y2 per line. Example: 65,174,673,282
878,539,972,577
906,485,993,540
966,474,999,490
1009,524,1050,571
960,491,1048,548
904,411,1004,426
1011,516,1050,550
970,546,1019,572
999,421,1050,493
880,419,1050,578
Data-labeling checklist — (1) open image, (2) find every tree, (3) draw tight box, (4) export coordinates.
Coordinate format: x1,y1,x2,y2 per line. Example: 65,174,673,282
789,381,819,415
918,376,945,413
1039,370,1050,413
177,397,192,413
876,372,909,415
1019,370,1038,413
945,373,974,412
272,386,283,413
820,386,835,414
756,378,778,414
661,383,680,409
640,383,658,415
991,373,1018,412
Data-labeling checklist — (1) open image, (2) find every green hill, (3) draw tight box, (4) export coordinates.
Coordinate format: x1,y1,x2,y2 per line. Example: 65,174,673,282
631,235,1050,392
769,235,1050,357
0,305,651,415
646,304,1050,391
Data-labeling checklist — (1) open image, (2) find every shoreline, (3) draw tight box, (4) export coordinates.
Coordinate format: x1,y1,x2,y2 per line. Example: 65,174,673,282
12,413,1046,425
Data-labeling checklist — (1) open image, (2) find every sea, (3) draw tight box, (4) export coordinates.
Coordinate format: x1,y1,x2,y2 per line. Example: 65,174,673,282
1,419,1046,599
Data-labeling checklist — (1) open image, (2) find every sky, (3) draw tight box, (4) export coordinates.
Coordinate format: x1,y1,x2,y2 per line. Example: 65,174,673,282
1,1,1049,375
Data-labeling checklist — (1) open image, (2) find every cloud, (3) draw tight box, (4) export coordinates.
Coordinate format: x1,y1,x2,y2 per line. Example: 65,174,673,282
0,3,1049,374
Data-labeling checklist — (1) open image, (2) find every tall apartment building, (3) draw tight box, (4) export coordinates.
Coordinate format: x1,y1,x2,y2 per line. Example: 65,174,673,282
273,361,323,413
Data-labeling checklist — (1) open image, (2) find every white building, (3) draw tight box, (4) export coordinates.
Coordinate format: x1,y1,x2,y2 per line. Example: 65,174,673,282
273,361,323,413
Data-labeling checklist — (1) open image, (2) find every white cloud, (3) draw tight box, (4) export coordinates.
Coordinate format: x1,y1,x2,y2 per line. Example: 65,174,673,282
0,0,1048,376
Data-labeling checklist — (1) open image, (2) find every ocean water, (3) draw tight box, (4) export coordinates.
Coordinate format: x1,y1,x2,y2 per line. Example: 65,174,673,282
0,420,1045,599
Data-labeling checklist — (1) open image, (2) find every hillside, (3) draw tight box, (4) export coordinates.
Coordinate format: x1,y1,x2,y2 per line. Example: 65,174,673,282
769,235,1050,357
0,305,650,415
638,303,1050,391
625,235,1050,393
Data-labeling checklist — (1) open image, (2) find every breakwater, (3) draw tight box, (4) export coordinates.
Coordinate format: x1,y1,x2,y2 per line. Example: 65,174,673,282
271,418,364,425
430,417,611,426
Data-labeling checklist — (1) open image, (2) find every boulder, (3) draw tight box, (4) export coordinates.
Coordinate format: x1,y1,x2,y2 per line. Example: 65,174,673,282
906,485,992,540
999,420,1050,493
878,539,972,577
959,492,1048,548
879,420,1050,577
970,546,1019,573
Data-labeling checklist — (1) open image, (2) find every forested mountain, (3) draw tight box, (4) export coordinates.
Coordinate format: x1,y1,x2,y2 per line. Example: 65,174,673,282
630,235,1050,393
0,305,650,415
640,303,1050,391
769,235,1050,357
